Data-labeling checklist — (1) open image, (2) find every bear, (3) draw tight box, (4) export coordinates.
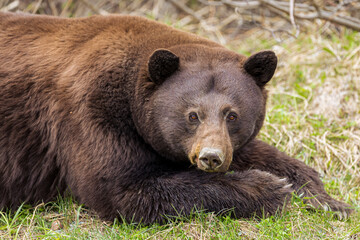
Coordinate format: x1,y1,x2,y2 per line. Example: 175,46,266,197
0,12,353,224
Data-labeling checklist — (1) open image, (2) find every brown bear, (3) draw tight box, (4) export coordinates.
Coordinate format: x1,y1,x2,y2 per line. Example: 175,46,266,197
0,12,353,224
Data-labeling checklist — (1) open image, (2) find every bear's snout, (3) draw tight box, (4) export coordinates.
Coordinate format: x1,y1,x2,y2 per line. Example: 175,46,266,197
188,125,233,173
198,147,224,171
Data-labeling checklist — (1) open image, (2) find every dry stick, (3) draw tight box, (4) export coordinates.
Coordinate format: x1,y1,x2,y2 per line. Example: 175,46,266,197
219,0,360,31
276,1,316,10
60,0,72,17
260,0,360,31
222,0,260,9
27,203,45,239
289,0,300,37
1,0,19,11
198,0,223,6
48,0,59,16
289,0,296,27
32,0,43,14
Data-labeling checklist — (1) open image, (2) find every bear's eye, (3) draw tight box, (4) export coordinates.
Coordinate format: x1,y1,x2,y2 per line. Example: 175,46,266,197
188,112,199,122
227,112,237,122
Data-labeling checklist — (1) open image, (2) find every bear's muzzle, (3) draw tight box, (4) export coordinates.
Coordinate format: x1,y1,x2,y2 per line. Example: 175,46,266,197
188,123,233,172
198,147,225,171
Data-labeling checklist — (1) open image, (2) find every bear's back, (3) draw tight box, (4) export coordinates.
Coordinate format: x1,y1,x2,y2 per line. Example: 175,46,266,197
0,12,220,67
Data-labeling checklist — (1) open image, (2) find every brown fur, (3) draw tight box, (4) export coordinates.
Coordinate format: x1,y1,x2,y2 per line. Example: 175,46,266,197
0,12,352,224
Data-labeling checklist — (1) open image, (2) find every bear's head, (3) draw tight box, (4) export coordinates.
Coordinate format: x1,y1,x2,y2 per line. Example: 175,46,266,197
133,45,277,172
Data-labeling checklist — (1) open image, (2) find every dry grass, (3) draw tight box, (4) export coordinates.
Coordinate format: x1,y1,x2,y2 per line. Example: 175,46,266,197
267,31,360,188
0,0,359,239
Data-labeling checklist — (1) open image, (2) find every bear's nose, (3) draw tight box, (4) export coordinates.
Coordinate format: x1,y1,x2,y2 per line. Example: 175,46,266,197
198,148,224,170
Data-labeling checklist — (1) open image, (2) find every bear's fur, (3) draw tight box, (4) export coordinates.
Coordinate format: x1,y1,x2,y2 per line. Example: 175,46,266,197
0,12,352,223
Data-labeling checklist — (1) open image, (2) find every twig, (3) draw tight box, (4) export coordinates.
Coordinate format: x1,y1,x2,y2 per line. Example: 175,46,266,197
48,0,59,16
198,0,223,6
60,0,72,17
32,0,43,14
222,0,260,9
1,0,19,11
289,0,300,37
289,0,296,28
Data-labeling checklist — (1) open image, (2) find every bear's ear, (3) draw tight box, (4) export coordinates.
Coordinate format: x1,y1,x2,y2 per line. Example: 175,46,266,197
244,51,277,86
148,49,180,85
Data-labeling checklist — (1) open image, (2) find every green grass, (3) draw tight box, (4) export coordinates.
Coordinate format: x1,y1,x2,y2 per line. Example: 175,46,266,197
1,4,360,239
1,195,359,239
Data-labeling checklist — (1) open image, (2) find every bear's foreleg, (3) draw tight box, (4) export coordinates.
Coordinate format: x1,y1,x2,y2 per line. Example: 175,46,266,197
66,151,292,224
231,139,353,217
111,168,293,224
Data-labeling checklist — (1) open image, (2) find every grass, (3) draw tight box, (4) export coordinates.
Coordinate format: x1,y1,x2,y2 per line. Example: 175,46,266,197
1,5,360,240
1,195,359,239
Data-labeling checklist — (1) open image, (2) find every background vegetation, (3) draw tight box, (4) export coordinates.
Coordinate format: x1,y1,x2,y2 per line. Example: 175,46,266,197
0,0,359,239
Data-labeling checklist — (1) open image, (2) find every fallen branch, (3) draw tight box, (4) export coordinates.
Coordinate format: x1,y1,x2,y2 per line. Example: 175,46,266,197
260,0,360,31
200,0,360,31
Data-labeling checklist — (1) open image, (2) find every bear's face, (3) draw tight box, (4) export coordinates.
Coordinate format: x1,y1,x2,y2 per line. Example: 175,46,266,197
135,47,277,172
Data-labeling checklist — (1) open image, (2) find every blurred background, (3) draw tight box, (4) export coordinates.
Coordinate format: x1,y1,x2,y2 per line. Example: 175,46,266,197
1,0,359,46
